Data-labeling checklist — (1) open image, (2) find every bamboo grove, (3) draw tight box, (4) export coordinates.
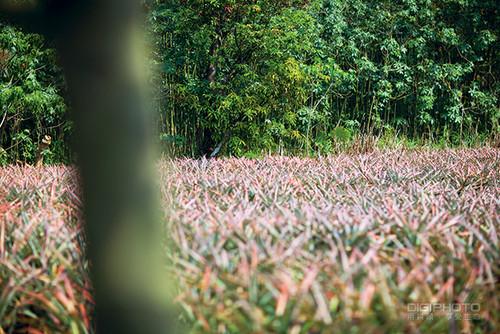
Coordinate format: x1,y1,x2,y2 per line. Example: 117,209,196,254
1,0,499,162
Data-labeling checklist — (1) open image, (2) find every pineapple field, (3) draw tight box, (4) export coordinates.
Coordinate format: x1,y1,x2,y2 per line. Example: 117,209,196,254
0,148,499,333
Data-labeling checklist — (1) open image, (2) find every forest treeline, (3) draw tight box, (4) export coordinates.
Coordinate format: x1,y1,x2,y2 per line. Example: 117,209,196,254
0,0,498,163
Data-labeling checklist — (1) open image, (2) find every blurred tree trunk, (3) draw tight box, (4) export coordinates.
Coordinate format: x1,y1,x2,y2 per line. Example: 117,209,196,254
0,1,175,333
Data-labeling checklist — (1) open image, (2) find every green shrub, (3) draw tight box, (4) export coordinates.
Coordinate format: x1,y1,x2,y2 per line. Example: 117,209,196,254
0,25,70,164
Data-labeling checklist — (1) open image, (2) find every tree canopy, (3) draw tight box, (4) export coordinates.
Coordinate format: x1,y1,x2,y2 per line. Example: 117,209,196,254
1,0,498,162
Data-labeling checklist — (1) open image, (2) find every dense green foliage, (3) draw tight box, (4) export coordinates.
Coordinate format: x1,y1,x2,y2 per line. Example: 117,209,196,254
152,0,499,156
1,0,499,162
0,25,71,164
